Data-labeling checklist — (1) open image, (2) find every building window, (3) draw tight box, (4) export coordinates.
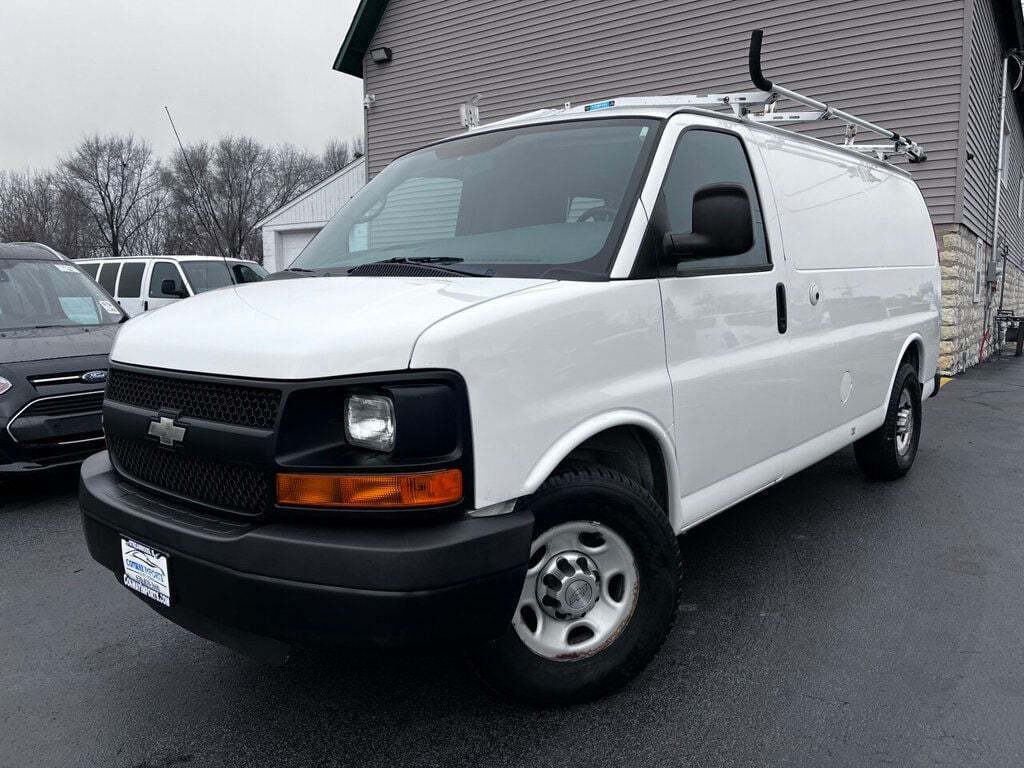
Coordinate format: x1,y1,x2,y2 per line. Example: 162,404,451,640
974,239,985,303
1017,175,1023,219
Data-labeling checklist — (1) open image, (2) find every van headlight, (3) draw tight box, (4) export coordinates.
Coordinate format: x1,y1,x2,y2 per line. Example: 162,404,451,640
344,394,396,452
0,376,11,396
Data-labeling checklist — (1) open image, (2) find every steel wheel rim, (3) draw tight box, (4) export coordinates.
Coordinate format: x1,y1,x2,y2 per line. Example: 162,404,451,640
895,388,914,455
512,520,639,661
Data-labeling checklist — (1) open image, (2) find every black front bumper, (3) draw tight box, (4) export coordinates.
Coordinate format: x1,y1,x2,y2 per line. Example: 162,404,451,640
80,452,533,655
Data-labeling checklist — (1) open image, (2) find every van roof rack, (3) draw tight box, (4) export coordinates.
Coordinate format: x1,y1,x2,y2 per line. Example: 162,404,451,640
471,30,926,165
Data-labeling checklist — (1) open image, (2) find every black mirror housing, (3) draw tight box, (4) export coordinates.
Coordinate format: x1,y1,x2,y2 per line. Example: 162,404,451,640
662,183,754,263
161,279,186,297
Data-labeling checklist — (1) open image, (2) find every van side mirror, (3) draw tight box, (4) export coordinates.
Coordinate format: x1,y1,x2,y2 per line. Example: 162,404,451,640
662,183,754,262
161,279,187,298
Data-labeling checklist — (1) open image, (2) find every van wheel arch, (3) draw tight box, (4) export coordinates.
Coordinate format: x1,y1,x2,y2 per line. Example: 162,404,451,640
552,425,671,518
900,338,923,377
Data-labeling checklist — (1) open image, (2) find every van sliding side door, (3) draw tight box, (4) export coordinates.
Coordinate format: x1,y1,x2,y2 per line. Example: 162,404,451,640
654,121,794,525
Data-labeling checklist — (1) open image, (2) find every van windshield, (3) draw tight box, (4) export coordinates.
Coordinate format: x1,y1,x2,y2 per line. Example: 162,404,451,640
293,118,660,280
181,261,235,293
0,258,124,330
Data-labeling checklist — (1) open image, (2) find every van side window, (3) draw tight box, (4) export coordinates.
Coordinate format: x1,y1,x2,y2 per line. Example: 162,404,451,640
78,262,99,279
149,262,185,298
117,263,145,298
657,130,769,275
96,262,119,294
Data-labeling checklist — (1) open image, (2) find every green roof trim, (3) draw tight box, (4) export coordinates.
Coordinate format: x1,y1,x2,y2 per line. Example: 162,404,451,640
333,0,390,77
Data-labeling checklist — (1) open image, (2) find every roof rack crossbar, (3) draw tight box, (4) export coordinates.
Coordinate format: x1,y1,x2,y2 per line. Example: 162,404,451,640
469,30,926,165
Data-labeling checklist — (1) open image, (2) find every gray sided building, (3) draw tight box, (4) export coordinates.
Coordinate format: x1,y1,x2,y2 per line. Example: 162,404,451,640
335,0,1024,375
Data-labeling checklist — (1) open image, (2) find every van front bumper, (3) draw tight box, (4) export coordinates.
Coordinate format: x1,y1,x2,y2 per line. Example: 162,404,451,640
80,452,533,658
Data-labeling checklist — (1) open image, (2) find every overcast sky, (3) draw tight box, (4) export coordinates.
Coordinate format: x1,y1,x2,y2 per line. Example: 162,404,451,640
0,0,364,171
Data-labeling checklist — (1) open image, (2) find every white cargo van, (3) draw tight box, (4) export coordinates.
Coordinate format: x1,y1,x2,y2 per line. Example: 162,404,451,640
76,255,267,316
79,34,940,704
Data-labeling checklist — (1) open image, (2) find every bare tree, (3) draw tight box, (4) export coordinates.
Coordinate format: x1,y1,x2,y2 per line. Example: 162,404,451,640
165,136,321,260
321,138,352,175
0,169,92,258
58,134,164,259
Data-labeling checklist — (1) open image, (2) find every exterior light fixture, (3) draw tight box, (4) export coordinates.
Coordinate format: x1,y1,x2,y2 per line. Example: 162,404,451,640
370,47,392,64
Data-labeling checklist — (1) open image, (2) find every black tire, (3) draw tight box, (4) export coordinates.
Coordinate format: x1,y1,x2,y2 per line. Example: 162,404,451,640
854,362,922,480
470,464,681,706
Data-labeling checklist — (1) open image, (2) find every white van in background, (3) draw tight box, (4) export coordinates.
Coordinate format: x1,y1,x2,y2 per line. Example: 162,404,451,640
76,256,267,316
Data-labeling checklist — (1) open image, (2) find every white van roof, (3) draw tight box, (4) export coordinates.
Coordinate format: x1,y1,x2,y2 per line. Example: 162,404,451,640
77,255,251,263
451,101,913,179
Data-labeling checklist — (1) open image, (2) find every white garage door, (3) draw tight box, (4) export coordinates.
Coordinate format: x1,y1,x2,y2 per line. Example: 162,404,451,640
278,228,320,269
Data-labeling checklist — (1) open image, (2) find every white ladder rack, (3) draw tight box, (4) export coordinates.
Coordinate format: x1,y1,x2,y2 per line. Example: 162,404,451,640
471,30,927,165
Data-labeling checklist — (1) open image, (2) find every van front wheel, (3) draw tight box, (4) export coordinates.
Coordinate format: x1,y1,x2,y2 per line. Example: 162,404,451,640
854,362,922,480
471,465,681,706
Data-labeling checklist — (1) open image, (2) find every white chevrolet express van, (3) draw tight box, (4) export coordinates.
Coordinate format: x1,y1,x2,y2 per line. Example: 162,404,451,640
79,95,940,703
76,256,268,316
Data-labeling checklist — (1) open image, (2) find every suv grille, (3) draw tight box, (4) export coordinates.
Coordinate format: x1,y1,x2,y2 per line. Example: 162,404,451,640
107,434,273,516
20,392,105,417
106,368,281,430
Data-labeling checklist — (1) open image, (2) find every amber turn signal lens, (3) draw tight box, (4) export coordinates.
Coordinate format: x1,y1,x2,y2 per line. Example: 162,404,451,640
276,468,463,509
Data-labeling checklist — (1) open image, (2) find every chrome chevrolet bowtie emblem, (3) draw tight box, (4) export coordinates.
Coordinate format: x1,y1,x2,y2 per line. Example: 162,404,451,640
148,416,186,447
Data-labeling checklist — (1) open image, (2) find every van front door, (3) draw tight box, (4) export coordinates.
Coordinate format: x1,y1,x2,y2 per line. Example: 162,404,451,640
147,261,189,310
655,124,794,526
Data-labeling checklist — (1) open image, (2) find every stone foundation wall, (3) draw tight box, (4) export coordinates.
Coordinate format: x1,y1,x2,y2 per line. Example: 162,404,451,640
937,224,1024,375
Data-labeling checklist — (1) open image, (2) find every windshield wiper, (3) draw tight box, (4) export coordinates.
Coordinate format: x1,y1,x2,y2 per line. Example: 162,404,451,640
350,257,493,277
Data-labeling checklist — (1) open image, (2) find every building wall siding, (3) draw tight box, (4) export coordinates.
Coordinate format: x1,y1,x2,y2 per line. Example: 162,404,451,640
363,0,965,224
261,160,367,228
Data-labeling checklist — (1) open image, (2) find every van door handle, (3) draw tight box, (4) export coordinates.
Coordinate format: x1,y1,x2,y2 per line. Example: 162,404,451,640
776,283,787,334
143,300,148,312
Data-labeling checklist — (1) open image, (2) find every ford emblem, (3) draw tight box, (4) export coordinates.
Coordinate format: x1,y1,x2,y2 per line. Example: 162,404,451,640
81,370,108,384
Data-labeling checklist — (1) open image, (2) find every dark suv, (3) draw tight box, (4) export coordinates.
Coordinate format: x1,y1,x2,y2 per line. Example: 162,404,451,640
0,243,125,474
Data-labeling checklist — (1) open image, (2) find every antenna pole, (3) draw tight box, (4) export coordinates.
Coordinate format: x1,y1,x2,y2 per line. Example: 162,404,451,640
163,106,230,260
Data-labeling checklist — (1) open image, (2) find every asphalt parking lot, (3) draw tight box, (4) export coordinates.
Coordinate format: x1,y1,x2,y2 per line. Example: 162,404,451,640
2,360,1024,768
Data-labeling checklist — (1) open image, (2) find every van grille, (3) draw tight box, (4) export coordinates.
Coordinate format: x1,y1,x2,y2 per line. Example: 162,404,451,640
107,434,273,516
106,368,281,430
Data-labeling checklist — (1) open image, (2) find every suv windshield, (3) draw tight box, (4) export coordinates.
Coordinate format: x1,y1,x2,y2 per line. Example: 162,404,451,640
181,260,235,293
0,258,124,330
293,118,660,280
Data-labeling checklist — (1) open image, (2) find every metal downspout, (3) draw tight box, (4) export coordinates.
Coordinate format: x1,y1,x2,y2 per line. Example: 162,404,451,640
986,55,1010,359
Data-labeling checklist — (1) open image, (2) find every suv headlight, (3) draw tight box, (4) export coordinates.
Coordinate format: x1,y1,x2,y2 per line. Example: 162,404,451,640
344,394,395,452
0,376,11,396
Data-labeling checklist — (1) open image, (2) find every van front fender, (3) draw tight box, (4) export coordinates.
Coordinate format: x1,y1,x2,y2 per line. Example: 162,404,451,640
522,409,682,529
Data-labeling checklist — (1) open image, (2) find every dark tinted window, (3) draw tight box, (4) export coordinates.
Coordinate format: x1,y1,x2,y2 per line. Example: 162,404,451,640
117,262,145,297
231,263,267,283
181,261,233,293
79,262,99,278
96,262,119,294
149,261,185,298
658,130,769,274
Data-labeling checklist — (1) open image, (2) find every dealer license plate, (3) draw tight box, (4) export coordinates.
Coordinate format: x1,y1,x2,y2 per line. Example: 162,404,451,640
120,537,171,606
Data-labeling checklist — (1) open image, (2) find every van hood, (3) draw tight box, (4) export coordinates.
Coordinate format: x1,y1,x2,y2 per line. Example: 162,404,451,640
111,276,551,379
0,324,119,363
